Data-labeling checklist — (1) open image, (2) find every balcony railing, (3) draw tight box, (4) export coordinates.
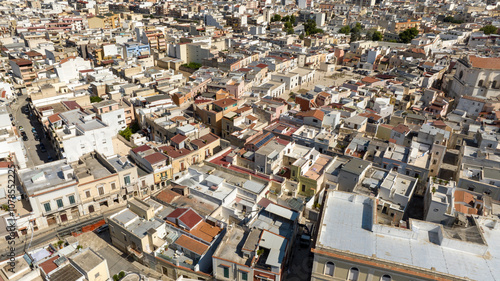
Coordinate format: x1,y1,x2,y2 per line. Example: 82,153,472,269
127,245,143,258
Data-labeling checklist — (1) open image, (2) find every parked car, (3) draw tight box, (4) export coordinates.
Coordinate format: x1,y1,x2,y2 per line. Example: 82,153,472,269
18,126,24,131
40,144,46,153
47,155,53,162
95,224,109,234
22,135,28,141
34,133,40,141
31,127,37,133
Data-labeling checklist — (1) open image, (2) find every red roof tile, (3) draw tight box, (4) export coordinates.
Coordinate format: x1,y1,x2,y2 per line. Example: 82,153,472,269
171,134,187,144
174,235,208,256
39,256,59,274
48,113,61,124
131,144,151,154
469,55,500,70
144,152,168,164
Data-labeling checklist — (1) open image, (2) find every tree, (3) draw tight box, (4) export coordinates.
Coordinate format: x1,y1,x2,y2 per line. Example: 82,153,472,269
480,24,498,35
372,30,383,41
399,27,419,43
350,31,361,42
90,96,103,103
271,14,281,22
299,33,305,40
339,25,351,35
304,19,323,35
286,27,294,34
290,15,296,25
284,21,293,29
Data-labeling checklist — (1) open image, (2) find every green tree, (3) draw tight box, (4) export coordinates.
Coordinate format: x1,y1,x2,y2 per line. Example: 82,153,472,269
480,24,498,35
443,16,454,22
290,15,296,25
284,21,293,29
90,96,103,103
304,19,324,35
271,14,281,22
119,127,133,141
299,33,305,40
339,25,351,35
399,27,419,43
372,30,383,41
282,15,290,23
286,27,294,34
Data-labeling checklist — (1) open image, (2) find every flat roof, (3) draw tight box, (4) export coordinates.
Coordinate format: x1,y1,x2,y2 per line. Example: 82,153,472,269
70,248,104,273
318,191,500,280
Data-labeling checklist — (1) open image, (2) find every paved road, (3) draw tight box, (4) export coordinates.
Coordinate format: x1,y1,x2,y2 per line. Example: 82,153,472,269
11,97,56,168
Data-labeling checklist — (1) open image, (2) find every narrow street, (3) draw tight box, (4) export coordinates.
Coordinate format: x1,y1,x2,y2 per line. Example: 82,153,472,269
11,97,56,168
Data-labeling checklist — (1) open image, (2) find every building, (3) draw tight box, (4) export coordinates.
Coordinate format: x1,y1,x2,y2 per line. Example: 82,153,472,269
9,58,36,85
450,55,500,98
312,190,500,281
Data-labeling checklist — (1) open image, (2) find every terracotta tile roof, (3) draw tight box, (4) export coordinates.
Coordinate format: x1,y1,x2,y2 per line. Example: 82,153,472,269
361,76,381,84
190,133,219,148
39,256,59,274
255,63,268,68
156,189,180,204
171,134,187,144
10,58,32,66
132,144,151,154
48,113,61,124
454,204,477,215
454,190,475,206
213,98,238,108
144,152,168,164
190,221,222,243
170,116,186,122
62,100,81,110
174,234,209,256
393,124,410,134
162,146,191,159
469,55,500,70
167,208,203,229
246,114,258,121
296,109,325,121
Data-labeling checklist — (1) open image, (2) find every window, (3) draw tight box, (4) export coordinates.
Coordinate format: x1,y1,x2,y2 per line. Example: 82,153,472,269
223,267,229,278
43,202,51,212
301,185,306,192
381,274,392,281
324,262,335,276
241,271,248,281
111,182,116,190
348,267,359,281
478,80,484,87
56,199,63,208
69,195,75,204
98,186,104,196
118,115,122,118
124,175,131,186
95,272,100,278
85,190,91,198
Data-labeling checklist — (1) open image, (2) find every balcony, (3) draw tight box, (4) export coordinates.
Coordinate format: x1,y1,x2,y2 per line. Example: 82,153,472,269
127,245,143,259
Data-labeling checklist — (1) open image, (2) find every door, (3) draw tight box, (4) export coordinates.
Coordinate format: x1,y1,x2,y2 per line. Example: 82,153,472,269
88,205,95,213
60,214,68,222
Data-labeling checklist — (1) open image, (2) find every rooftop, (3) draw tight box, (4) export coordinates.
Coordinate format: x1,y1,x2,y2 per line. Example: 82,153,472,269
318,191,500,280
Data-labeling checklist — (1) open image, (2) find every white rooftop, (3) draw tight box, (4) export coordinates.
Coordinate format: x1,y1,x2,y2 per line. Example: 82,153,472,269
318,191,500,280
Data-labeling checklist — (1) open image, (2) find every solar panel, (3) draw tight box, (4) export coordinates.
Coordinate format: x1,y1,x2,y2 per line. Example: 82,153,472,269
54,256,67,266
256,133,274,148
